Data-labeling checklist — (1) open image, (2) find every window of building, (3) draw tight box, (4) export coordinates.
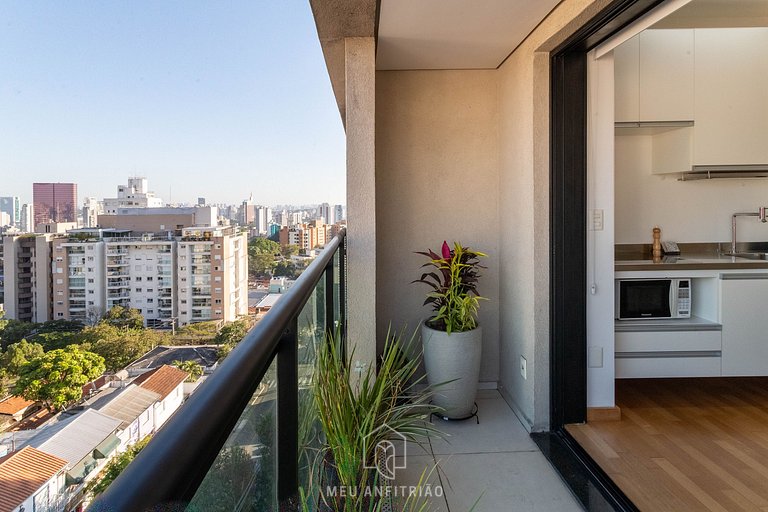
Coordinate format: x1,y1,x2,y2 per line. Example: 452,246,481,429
147,309,154,314
214,299,222,304
181,277,186,282
57,312,64,317
89,290,94,294
88,278,94,283
147,276,153,281
214,254,221,260
147,288,154,293
214,266,220,271
56,268,63,274
56,300,63,305
87,267,93,272
180,266,186,271
88,256,94,261
57,290,63,296
56,279,63,284
56,257,63,262
214,276,221,282
147,298,153,303
135,288,142,292
181,300,187,304
87,245,93,250
135,277,142,282
89,301,94,305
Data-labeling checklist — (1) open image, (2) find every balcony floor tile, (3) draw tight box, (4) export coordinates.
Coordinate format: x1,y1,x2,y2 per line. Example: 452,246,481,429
429,392,539,456
392,390,582,511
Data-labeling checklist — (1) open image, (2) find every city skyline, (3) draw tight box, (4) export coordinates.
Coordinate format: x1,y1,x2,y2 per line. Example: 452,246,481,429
0,1,346,205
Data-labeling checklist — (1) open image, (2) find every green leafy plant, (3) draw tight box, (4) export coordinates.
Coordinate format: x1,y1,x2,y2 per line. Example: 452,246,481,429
311,328,442,511
13,345,105,411
413,241,486,334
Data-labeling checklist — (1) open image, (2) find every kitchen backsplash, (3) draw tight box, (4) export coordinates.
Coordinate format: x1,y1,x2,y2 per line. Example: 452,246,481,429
615,134,768,244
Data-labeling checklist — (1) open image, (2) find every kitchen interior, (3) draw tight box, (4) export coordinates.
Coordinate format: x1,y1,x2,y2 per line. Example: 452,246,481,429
568,0,768,510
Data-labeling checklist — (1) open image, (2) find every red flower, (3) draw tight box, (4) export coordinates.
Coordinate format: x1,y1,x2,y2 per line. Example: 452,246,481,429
441,240,451,260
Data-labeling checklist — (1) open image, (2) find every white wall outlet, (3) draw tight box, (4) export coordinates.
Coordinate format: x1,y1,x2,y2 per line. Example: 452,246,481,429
520,355,527,380
354,360,366,375
588,346,604,368
591,209,604,231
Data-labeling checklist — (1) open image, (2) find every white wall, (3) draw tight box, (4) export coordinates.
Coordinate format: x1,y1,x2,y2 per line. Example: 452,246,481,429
586,51,616,408
616,135,768,244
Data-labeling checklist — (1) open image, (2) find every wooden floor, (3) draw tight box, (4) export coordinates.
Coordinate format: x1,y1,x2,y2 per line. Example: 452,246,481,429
567,378,768,512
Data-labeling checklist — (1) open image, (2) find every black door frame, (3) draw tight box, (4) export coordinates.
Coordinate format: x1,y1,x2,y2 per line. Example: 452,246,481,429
544,0,668,509
549,0,667,430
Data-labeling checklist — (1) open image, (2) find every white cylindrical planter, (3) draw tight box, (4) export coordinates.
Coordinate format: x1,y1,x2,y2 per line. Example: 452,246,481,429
421,321,482,419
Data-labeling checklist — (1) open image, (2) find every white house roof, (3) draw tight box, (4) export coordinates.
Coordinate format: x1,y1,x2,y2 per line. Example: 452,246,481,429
97,386,161,429
22,409,121,465
256,293,283,309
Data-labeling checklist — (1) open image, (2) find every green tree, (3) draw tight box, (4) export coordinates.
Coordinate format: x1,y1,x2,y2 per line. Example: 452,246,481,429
213,320,250,346
273,261,297,278
77,323,168,372
0,340,44,376
187,446,255,511
0,320,37,350
13,346,106,411
102,306,144,329
281,244,300,259
87,436,152,497
248,237,281,278
172,360,203,382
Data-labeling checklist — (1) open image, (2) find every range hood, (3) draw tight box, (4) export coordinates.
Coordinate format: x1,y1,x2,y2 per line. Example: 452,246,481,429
615,120,694,129
679,164,768,181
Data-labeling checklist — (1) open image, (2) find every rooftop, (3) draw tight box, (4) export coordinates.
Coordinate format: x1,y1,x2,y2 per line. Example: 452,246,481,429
0,446,67,512
22,409,121,466
0,396,35,416
95,386,162,429
133,365,188,400
127,346,219,373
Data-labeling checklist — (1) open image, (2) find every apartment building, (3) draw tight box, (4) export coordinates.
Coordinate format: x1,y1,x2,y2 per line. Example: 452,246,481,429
32,182,77,227
2,234,55,322
5,223,246,327
278,220,333,253
176,226,247,325
103,177,163,214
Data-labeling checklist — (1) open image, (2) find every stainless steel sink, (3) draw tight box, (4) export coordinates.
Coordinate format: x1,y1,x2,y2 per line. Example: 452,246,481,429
725,252,768,260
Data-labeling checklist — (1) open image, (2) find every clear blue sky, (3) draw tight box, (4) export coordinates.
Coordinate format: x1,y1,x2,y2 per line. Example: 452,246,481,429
0,1,346,206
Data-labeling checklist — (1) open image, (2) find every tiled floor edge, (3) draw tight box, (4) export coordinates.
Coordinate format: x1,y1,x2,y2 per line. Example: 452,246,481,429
531,430,637,512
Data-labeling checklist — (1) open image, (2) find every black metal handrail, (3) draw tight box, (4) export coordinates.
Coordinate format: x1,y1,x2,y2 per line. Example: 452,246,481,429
91,229,346,511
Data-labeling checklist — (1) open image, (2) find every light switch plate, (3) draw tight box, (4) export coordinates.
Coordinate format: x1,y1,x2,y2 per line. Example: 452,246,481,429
591,209,604,231
588,346,604,368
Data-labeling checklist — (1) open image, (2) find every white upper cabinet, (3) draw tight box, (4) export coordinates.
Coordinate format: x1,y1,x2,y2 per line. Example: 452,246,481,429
614,35,640,123
639,30,695,122
614,30,695,123
693,28,768,166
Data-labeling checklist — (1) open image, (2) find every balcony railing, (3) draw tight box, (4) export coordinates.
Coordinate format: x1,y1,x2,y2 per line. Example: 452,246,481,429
92,229,346,511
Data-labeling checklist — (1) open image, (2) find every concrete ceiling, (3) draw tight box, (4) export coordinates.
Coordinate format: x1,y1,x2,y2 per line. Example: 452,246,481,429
376,0,561,70
653,0,768,28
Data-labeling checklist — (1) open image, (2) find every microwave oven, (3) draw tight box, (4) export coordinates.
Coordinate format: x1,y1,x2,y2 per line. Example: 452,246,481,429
615,278,691,320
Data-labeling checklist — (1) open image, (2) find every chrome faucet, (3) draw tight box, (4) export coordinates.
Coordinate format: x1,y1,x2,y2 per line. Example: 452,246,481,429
731,207,768,254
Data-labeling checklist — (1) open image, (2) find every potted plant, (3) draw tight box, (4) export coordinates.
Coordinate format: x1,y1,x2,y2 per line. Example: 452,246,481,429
308,328,442,511
413,241,486,419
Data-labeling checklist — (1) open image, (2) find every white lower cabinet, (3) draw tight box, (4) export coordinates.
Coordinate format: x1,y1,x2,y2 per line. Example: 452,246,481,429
721,276,768,376
615,329,721,378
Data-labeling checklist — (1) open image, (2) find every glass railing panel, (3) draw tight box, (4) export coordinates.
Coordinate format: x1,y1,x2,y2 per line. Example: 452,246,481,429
186,358,278,511
296,275,326,502
333,250,341,333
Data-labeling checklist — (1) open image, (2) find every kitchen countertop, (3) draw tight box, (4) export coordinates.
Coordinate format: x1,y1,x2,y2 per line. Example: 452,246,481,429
615,252,768,271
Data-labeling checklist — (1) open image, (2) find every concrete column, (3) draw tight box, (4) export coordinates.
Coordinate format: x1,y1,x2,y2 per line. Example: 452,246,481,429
344,37,376,374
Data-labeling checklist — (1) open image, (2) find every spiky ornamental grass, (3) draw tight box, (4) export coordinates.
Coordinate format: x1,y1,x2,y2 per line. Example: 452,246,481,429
311,328,443,512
